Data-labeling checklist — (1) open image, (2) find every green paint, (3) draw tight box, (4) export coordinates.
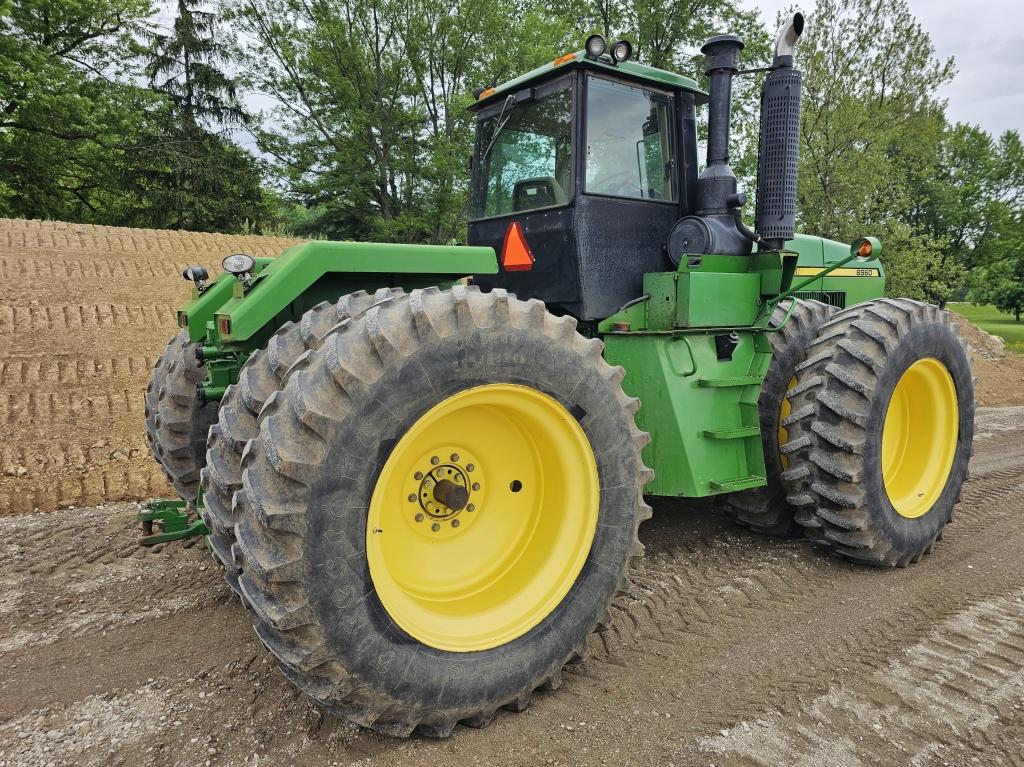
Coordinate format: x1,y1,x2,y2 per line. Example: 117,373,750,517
785,234,885,308
178,258,272,344
594,235,883,499
473,51,706,109
603,330,772,497
137,498,208,545
178,240,497,344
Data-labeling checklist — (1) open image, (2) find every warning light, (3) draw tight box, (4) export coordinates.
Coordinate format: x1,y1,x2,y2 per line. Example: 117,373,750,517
501,222,534,272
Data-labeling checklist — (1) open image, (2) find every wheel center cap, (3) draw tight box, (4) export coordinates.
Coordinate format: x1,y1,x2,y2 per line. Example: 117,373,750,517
432,478,469,512
407,450,483,533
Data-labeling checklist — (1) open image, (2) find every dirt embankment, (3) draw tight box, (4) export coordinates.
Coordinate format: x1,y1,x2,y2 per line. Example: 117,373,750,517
0,218,303,516
951,313,1024,407
0,406,1021,766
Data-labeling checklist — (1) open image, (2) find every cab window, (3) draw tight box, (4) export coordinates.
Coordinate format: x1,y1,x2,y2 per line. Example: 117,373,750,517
585,76,676,202
469,86,573,220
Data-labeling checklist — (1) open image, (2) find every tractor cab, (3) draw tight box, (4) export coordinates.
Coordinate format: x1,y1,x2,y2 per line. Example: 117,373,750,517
468,41,708,321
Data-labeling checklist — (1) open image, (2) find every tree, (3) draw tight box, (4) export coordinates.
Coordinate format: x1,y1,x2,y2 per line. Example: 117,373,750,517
973,250,1024,322
793,0,961,301
131,0,273,231
224,0,579,243
0,0,155,219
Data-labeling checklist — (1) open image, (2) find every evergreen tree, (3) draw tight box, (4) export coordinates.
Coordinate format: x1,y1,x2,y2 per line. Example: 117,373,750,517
131,0,272,231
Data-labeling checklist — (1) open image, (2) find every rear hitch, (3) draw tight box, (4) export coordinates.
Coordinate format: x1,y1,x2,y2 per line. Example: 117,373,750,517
137,499,208,545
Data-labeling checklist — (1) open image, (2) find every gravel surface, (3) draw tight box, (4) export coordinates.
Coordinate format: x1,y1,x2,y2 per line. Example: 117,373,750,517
1,406,1022,766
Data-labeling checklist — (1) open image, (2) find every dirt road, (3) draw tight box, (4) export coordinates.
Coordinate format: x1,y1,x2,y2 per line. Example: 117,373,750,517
1,405,1022,767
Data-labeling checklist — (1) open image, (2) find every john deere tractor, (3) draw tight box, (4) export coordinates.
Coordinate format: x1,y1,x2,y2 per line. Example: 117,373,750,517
144,15,974,736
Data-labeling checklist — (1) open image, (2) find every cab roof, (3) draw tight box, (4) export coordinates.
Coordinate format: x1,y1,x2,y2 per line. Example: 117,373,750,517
470,50,709,110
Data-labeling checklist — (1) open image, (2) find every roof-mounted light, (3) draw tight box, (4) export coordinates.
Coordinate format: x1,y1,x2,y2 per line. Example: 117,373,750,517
611,39,633,63
222,253,255,276
585,34,606,59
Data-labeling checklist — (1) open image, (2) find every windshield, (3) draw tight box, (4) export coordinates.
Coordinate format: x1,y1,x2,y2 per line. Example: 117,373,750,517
585,76,676,202
469,87,573,220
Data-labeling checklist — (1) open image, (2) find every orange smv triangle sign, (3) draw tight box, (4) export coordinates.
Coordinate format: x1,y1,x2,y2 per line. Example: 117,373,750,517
501,221,534,272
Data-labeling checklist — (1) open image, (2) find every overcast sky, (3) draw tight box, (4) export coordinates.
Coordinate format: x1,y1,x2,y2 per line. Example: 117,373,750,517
742,0,1023,138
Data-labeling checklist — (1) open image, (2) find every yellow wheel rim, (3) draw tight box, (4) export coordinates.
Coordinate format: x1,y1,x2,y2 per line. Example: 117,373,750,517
778,375,798,469
881,358,958,519
366,384,599,652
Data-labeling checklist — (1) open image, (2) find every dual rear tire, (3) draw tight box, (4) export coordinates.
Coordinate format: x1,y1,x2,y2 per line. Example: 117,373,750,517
780,298,974,566
729,297,974,567
145,330,219,502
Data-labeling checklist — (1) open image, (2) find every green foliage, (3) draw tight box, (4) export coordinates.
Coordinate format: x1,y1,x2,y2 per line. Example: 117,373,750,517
2,0,1021,277
134,0,273,231
0,0,155,218
147,0,245,124
222,0,580,243
794,0,964,304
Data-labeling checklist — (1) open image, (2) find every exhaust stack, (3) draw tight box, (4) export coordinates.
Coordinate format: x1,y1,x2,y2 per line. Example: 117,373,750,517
670,34,752,258
755,13,804,250
667,15,805,261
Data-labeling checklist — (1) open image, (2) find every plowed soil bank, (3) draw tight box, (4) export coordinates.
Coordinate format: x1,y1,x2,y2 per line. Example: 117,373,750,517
0,218,302,516
0,406,1022,766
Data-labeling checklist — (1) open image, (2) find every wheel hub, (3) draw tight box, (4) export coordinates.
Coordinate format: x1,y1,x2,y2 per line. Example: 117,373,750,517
406,449,483,534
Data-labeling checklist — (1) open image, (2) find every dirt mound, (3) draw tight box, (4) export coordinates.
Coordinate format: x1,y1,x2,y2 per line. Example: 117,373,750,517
0,218,303,516
951,313,1024,407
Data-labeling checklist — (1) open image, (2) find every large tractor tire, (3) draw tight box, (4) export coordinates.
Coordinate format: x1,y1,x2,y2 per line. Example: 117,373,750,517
780,298,974,566
234,286,651,736
145,330,219,502
725,298,835,536
202,289,403,597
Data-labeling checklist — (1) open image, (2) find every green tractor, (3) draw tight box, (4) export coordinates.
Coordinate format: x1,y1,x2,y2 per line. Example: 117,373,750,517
144,14,974,736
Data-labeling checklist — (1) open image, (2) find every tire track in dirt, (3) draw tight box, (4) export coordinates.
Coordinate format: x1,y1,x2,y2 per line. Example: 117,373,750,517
0,432,1021,764
0,304,179,334
0,355,155,388
569,428,1024,738
700,590,1024,766
0,389,142,426
0,256,202,280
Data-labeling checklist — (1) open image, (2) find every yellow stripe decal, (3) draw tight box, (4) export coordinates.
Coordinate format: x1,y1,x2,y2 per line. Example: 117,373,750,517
794,267,880,277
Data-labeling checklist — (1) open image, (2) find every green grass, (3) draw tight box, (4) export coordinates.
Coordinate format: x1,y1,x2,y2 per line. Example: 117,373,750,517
948,303,1024,354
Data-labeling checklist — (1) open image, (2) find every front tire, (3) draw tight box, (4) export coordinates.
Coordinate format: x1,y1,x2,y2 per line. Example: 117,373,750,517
780,298,974,566
235,287,651,736
145,331,219,502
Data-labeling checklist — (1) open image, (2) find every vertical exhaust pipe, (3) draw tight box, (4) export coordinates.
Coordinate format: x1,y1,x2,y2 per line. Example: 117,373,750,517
667,33,754,259
755,13,804,250
697,34,745,215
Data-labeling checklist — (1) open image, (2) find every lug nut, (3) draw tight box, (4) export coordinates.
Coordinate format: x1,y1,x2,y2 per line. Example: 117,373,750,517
414,471,423,480
430,456,439,465
466,463,475,472
451,519,460,528
431,522,440,532
408,493,416,502
466,503,475,512
415,513,424,522
472,482,480,491
451,453,459,462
